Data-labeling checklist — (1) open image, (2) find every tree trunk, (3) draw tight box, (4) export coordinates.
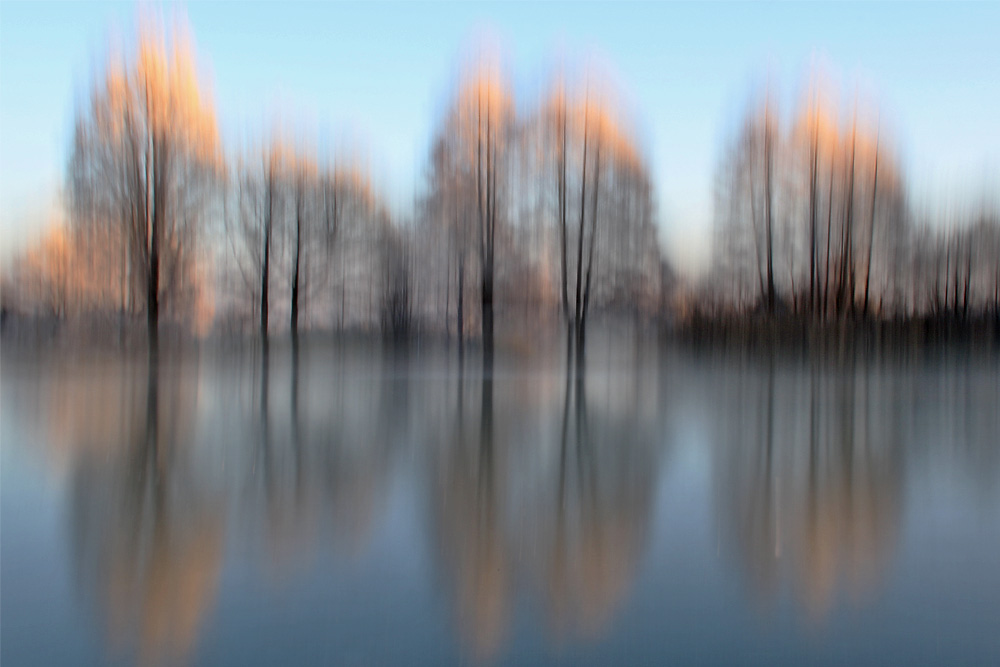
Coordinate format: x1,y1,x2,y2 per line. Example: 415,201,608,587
809,112,818,318
261,159,273,341
482,92,496,370
764,109,775,314
291,178,303,337
579,132,601,363
445,242,451,343
558,102,570,323
838,120,857,319
962,239,972,321
822,162,834,320
863,127,880,319
457,252,465,358
147,134,163,353
574,105,590,334
750,141,766,303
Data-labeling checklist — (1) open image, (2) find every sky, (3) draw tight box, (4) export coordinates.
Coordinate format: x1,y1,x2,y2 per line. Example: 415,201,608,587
1,1,998,277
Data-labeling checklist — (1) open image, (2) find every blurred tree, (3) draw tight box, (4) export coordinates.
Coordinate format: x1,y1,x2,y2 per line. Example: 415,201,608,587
226,139,285,340
425,60,514,365
714,76,907,323
539,75,659,362
67,16,220,347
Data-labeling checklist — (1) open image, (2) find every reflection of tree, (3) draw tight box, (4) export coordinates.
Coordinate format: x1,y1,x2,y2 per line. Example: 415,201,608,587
251,340,318,575
429,364,658,659
69,355,224,665
317,347,401,554
717,358,902,620
246,343,400,577
431,373,509,660
725,357,780,599
541,371,655,639
792,363,903,618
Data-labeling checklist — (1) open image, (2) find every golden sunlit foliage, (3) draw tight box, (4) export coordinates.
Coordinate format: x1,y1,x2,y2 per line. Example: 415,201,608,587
539,70,660,359
4,12,995,345
713,71,910,320
67,13,220,339
418,55,660,363
222,128,388,337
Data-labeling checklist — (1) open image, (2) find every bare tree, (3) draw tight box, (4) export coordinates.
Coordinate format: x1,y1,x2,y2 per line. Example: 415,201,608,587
423,135,472,350
423,60,514,365
67,17,220,348
714,77,907,324
539,75,658,364
289,155,317,338
225,140,286,340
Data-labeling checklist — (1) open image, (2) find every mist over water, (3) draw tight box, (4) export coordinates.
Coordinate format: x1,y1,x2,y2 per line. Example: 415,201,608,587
3,334,998,665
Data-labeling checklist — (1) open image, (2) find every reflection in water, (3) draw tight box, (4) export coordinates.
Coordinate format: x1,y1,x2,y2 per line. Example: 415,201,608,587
716,355,903,620
431,372,509,660
4,342,997,663
251,340,316,576
429,363,659,660
68,354,224,665
249,342,398,579
541,371,656,640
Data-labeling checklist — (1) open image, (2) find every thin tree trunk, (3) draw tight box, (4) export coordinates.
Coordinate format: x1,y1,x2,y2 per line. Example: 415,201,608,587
148,133,163,353
558,100,570,323
863,126,880,318
291,174,303,337
261,154,274,341
809,106,819,318
838,118,857,318
952,237,960,317
579,131,601,362
482,88,495,369
574,102,590,334
445,239,451,343
962,238,972,321
764,107,775,314
750,142,766,304
457,253,465,359
822,160,834,320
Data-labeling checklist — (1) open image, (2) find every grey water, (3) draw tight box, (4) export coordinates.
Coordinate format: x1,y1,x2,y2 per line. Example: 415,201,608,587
2,336,999,666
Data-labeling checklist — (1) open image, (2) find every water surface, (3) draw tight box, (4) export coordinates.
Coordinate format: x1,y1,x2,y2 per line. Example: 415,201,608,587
2,337,998,665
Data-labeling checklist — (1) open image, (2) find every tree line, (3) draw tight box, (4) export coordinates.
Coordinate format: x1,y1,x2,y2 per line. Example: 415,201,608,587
2,18,662,369
709,74,999,332
2,16,996,356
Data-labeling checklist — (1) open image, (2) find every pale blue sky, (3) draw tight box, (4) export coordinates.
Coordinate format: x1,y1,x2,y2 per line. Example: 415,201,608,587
1,2,998,275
